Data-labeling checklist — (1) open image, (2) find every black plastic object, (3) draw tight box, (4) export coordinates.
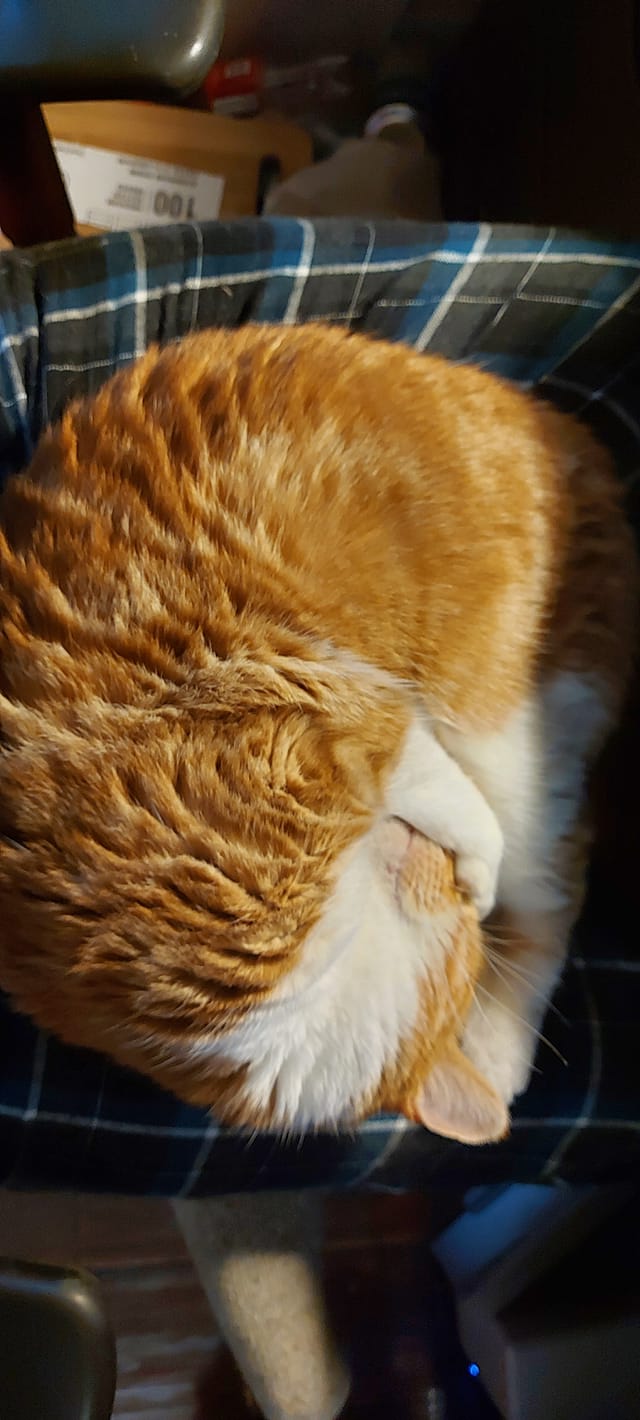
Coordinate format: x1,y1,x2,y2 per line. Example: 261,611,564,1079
256,156,282,214
0,1259,116,1420
0,0,225,101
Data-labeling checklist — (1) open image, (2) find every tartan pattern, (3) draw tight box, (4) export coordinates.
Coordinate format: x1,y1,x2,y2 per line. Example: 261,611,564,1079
0,218,638,1196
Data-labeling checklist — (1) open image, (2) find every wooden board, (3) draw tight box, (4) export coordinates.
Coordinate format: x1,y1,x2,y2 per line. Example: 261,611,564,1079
43,100,312,232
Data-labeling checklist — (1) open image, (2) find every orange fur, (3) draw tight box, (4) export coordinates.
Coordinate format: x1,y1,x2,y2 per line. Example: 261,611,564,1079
0,325,634,1135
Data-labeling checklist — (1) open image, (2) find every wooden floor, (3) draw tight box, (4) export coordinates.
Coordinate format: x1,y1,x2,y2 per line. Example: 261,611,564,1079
0,1188,501,1419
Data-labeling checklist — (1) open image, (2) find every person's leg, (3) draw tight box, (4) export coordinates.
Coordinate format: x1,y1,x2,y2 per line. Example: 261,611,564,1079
174,1191,350,1420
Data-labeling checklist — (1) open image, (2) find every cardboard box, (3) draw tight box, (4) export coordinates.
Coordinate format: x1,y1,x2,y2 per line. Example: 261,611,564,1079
43,100,312,234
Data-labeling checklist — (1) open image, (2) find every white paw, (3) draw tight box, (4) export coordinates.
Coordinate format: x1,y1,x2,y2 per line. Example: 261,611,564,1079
455,853,499,921
452,802,504,921
463,996,536,1105
384,716,504,922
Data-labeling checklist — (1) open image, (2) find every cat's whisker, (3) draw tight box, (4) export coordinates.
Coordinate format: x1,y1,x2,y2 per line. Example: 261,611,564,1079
481,945,569,1025
447,954,483,1035
469,987,538,1077
484,937,572,1011
468,985,494,1036
482,940,549,983
475,982,568,1067
482,929,540,953
482,935,563,989
484,946,547,995
482,922,519,938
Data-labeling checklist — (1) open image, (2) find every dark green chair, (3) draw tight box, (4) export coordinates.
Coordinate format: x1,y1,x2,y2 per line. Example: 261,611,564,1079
0,1260,116,1420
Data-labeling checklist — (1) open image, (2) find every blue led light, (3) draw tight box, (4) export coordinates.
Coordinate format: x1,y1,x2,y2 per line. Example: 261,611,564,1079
468,1363,480,1378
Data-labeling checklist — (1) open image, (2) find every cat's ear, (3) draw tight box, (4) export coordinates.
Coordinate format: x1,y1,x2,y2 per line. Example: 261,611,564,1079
402,1043,509,1145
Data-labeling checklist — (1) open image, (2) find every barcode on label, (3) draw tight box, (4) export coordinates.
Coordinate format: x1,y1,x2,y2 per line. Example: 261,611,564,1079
109,184,144,213
53,140,225,230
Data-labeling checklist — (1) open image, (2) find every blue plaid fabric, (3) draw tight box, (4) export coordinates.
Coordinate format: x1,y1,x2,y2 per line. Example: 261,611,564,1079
0,219,639,1196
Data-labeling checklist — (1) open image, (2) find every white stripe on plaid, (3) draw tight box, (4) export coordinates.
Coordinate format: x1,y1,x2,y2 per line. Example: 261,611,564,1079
42,270,303,325
0,326,39,351
541,267,640,384
347,222,376,322
543,375,640,445
45,355,136,376
518,292,633,313
511,1117,640,1131
0,393,29,414
23,1032,48,1122
189,221,204,332
177,1120,221,1197
1,1100,638,1134
0,1097,417,1138
38,246,640,330
482,228,556,335
571,958,640,971
130,229,148,359
85,1061,108,1148
594,342,640,400
0,318,29,425
348,1115,413,1188
283,218,316,324
541,973,604,1178
414,223,492,350
0,1102,210,1136
40,261,423,326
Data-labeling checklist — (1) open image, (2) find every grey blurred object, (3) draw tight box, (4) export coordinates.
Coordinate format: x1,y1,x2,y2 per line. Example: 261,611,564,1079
265,120,443,221
174,1192,350,1420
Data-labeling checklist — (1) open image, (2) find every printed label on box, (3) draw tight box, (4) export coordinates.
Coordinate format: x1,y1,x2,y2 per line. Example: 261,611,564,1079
53,141,225,230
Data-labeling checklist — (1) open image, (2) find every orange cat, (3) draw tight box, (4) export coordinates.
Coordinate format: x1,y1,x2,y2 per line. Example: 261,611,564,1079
0,325,635,1143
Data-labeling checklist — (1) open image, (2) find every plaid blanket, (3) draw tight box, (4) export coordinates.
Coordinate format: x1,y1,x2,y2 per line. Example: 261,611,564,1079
0,218,638,1197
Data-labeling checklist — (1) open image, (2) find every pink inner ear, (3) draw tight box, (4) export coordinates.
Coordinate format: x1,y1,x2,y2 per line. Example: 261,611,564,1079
406,1047,510,1146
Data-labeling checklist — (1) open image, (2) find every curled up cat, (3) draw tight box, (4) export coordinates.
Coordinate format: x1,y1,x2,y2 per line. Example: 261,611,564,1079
0,325,635,1143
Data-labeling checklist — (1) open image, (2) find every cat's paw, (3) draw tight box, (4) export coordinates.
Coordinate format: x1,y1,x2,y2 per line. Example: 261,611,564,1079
450,802,504,921
384,717,504,922
421,764,504,922
462,995,537,1105
406,786,504,922
455,853,500,922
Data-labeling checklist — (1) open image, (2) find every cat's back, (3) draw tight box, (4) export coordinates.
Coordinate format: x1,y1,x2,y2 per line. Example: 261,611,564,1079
9,322,564,593
16,321,555,517
0,324,587,723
